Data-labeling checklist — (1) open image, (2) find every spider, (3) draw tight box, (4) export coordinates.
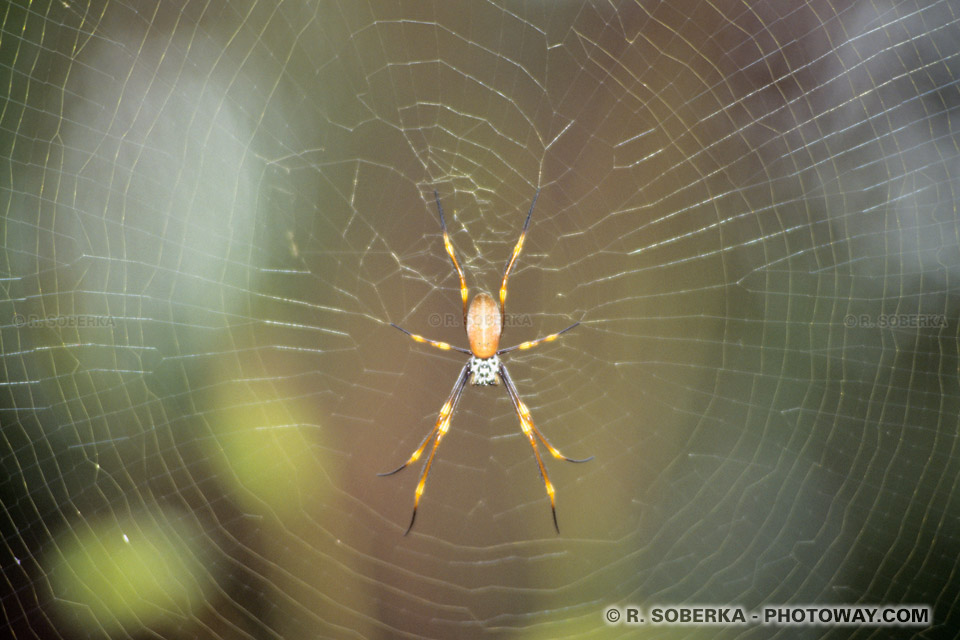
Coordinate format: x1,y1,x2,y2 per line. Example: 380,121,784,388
381,189,592,535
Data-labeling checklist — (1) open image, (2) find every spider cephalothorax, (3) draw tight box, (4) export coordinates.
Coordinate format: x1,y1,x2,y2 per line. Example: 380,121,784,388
383,190,591,535
468,353,500,386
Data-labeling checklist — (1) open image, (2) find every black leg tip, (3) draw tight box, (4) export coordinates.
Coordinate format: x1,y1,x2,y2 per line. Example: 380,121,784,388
403,510,418,536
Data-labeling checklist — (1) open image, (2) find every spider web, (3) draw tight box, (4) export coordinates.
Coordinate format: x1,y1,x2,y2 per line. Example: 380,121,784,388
1,1,958,638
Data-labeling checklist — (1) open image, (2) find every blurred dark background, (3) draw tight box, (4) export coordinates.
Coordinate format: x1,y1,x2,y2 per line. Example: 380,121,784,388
1,1,957,638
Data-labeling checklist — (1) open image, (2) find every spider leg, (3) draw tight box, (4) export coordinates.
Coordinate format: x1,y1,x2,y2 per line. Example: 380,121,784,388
390,323,471,354
496,322,579,355
500,363,593,464
379,362,470,535
499,362,591,534
531,425,593,464
500,361,558,532
434,190,470,329
499,189,539,331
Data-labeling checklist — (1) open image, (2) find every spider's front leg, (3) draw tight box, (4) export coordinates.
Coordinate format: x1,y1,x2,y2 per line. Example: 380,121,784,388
379,362,471,535
498,362,593,533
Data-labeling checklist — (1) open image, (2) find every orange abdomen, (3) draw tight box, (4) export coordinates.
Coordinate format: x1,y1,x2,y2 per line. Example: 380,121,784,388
466,292,501,358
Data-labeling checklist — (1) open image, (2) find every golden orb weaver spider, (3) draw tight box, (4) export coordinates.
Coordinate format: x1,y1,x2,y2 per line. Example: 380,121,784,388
382,190,592,535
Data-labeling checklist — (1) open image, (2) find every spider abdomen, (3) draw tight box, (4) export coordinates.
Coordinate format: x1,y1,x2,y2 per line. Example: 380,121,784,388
466,292,501,358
